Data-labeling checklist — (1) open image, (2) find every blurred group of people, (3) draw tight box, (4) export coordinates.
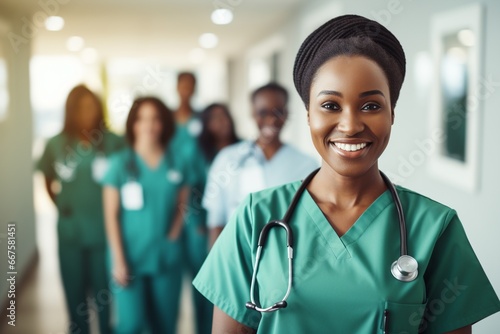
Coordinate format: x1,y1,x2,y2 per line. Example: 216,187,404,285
36,72,317,334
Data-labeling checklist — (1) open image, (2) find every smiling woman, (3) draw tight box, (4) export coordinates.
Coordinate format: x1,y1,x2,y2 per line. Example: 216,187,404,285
192,14,500,334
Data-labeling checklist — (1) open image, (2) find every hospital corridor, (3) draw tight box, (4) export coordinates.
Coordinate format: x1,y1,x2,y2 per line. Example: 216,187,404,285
1,0,500,333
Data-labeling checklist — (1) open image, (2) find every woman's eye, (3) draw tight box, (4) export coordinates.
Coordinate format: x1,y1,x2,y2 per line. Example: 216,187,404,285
321,102,340,111
361,103,381,111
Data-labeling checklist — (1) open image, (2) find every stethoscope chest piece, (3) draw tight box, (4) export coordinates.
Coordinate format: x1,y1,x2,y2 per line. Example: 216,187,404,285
391,255,418,282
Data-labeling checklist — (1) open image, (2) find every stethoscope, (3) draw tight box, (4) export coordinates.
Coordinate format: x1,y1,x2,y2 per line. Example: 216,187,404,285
245,168,419,313
236,141,263,168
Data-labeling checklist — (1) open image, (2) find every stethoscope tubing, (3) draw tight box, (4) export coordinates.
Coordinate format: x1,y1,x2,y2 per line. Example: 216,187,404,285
246,168,418,313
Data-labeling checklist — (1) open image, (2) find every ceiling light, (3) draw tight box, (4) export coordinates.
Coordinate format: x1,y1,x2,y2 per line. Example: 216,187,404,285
199,33,218,49
211,9,233,25
66,36,85,52
45,16,64,31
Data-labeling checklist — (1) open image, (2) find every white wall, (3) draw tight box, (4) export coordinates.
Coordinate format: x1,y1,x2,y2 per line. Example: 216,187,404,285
0,11,37,304
228,0,500,331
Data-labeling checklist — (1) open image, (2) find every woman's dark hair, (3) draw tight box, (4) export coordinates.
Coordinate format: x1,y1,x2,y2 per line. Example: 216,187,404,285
177,71,196,85
251,82,289,104
62,84,107,137
293,14,406,110
198,103,239,162
125,97,175,148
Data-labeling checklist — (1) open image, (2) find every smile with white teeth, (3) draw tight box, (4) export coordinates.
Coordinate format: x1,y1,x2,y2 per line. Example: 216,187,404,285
332,142,368,152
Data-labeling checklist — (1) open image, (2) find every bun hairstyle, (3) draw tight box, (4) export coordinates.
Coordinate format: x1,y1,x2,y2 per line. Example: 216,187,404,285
293,14,406,110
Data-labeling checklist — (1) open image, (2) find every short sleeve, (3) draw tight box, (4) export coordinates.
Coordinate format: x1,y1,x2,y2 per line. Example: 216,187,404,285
36,138,57,179
100,152,125,189
202,150,230,228
193,194,262,329
421,212,500,333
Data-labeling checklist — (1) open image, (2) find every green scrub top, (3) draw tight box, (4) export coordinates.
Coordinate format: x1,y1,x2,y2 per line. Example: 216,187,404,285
169,116,208,228
193,182,500,333
36,132,125,247
101,147,192,275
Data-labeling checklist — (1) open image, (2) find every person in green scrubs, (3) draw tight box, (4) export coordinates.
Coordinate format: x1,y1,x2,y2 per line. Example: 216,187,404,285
37,85,124,334
102,97,190,334
169,72,216,334
193,15,500,333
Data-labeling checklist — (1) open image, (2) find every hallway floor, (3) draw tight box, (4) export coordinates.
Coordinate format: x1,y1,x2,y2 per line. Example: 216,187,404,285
0,175,195,333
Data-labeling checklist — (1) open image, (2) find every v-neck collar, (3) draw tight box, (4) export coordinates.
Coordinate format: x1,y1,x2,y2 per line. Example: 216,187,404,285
134,150,165,172
251,141,288,163
300,183,393,260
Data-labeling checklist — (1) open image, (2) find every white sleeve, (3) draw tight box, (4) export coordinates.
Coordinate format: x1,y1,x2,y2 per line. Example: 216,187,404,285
202,149,230,228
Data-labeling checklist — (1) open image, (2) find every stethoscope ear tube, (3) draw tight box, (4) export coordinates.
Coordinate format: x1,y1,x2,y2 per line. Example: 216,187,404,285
257,221,294,247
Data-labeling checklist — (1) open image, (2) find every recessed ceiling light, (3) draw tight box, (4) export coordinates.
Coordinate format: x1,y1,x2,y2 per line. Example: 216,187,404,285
81,48,98,64
199,33,218,49
66,36,85,52
211,9,233,25
45,16,64,31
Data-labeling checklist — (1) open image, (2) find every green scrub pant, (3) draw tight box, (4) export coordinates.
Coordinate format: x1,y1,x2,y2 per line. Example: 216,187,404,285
181,223,213,334
111,271,182,334
58,244,111,334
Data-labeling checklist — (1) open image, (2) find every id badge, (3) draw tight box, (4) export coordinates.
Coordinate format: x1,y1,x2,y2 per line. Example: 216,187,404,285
54,161,77,182
187,118,202,137
239,165,265,201
167,169,183,184
121,181,144,210
92,155,108,182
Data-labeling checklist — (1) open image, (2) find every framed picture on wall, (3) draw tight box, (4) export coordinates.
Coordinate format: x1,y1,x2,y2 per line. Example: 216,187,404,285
428,3,484,192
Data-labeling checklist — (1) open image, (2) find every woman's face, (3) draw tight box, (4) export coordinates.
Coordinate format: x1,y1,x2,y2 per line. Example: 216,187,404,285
252,90,288,143
133,102,163,144
308,55,393,177
207,106,232,140
177,75,196,102
76,94,100,131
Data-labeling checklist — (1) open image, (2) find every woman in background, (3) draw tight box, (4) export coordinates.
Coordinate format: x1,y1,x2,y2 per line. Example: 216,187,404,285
37,84,124,334
198,103,240,164
197,103,240,248
102,97,190,334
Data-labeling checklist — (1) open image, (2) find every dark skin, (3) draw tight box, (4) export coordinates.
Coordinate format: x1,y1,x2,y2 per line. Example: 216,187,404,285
212,56,472,334
252,89,288,159
175,74,196,124
209,89,289,247
207,106,234,150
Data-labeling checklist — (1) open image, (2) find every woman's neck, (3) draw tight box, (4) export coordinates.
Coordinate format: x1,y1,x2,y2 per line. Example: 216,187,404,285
175,101,192,123
215,137,233,151
309,163,386,210
133,140,163,155
256,137,283,160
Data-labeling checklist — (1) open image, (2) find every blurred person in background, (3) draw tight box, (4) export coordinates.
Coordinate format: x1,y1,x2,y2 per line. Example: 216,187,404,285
203,83,319,247
36,84,124,334
169,72,213,334
101,97,190,333
197,103,240,166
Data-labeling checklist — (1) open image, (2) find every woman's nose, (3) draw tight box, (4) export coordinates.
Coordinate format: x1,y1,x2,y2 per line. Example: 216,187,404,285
337,109,364,136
